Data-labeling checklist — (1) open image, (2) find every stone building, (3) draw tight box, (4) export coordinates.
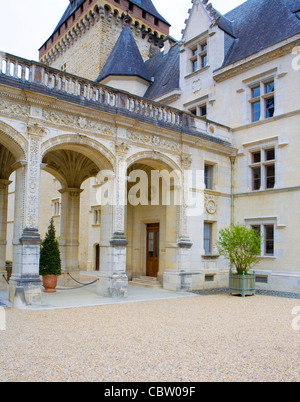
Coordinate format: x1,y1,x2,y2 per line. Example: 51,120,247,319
0,0,299,305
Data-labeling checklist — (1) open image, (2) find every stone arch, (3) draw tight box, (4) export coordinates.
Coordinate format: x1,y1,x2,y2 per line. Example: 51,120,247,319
41,134,115,169
0,120,27,161
126,150,181,174
41,134,115,188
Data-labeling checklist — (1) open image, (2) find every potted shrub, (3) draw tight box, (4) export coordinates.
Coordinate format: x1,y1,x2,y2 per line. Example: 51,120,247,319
39,218,62,293
217,224,263,297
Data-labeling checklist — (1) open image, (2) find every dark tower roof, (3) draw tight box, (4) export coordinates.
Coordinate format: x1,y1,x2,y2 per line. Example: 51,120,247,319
96,25,152,83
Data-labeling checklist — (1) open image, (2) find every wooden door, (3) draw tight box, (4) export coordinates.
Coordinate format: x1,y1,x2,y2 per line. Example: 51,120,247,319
146,223,160,277
95,244,100,271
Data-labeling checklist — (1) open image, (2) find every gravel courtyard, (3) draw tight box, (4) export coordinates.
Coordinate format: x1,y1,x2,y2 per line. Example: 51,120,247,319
0,294,299,382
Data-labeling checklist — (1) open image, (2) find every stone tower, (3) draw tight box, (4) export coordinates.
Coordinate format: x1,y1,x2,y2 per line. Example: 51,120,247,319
38,0,170,81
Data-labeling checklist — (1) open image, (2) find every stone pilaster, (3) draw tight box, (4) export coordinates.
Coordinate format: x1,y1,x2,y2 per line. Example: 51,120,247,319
97,148,128,297
0,180,11,289
59,187,83,285
163,156,194,292
9,134,43,305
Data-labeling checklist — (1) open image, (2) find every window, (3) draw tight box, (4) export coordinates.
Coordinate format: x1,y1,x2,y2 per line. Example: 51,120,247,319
190,40,208,73
249,79,275,122
189,103,207,118
251,224,275,256
204,222,213,255
250,148,276,191
93,208,101,225
204,164,213,190
52,200,60,217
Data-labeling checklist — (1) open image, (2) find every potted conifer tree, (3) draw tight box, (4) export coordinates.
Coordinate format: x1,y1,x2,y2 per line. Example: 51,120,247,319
217,224,263,297
39,218,62,293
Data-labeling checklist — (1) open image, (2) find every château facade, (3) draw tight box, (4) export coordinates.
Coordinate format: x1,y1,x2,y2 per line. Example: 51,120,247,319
0,0,299,305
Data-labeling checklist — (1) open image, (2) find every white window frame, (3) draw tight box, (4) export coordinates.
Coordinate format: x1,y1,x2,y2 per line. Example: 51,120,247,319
91,207,101,226
248,76,275,122
189,37,208,74
249,146,276,191
244,216,285,259
52,198,61,217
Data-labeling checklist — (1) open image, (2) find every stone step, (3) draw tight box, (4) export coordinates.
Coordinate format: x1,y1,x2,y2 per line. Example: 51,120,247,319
130,277,162,289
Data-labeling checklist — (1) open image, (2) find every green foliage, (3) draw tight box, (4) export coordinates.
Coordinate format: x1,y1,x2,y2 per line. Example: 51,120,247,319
39,218,62,276
217,224,263,275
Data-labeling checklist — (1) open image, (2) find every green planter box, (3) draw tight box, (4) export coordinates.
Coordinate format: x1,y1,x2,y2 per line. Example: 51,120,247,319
229,272,256,297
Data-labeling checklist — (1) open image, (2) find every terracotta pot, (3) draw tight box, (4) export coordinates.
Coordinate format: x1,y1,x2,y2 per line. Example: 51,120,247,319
42,275,58,293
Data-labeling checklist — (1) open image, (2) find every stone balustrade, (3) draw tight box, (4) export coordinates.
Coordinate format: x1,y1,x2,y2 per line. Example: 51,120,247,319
0,51,232,145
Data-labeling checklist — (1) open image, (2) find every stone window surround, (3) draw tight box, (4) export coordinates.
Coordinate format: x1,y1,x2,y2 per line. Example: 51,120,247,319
187,32,209,76
239,136,289,193
246,70,276,123
91,206,101,226
244,216,287,259
52,198,61,217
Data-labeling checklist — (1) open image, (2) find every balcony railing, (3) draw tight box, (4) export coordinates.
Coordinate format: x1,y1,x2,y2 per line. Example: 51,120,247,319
0,51,232,145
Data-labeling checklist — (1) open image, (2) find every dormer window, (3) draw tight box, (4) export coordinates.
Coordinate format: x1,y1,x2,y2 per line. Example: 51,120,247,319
190,40,208,74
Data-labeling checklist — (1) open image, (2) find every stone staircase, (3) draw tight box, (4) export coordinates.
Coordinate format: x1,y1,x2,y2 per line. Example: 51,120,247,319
130,276,163,289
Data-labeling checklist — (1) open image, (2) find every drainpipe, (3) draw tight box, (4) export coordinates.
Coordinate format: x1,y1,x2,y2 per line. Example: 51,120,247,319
230,156,236,228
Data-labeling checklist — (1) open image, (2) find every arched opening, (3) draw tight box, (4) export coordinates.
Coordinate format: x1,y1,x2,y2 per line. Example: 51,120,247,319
0,128,26,290
126,153,181,284
40,138,114,284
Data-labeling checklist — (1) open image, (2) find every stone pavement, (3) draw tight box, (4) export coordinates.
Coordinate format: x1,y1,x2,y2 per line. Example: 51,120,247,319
0,282,196,310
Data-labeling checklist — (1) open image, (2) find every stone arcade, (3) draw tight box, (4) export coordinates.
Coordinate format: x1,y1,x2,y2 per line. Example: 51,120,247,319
0,0,299,306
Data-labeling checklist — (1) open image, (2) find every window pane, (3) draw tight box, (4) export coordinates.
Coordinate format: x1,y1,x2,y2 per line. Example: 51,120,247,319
201,55,207,68
200,105,207,116
201,43,207,51
265,97,275,118
193,60,198,72
252,101,261,122
252,225,261,237
265,148,275,161
156,232,159,258
265,81,274,94
204,223,212,255
264,225,274,255
252,167,261,190
266,164,275,189
252,151,261,164
205,164,213,190
148,232,154,257
252,86,261,98
192,48,198,57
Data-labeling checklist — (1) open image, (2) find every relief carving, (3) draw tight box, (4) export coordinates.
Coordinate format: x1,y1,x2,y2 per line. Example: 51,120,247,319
205,194,218,214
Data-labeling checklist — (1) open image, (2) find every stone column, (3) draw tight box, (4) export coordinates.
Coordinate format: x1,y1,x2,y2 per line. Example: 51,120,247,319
0,180,11,289
9,134,43,306
59,187,83,285
97,144,129,297
163,155,194,292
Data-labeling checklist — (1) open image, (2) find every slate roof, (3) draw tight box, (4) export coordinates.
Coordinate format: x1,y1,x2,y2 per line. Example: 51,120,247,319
220,0,300,67
96,25,152,83
144,44,180,100
53,0,169,35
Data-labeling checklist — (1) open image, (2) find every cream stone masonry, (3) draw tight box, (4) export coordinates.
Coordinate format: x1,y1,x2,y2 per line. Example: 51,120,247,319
39,1,168,81
0,51,235,303
164,0,300,293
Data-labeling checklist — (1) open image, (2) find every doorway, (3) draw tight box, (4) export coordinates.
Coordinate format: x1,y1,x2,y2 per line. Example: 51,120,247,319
95,244,100,271
146,223,160,277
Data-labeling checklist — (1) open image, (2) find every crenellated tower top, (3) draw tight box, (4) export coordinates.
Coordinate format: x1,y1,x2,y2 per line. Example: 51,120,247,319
39,0,170,76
